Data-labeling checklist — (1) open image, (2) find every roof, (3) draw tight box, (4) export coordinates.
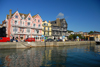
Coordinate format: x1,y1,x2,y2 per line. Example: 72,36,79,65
7,11,37,19
0,24,2,26
50,18,67,26
2,20,6,24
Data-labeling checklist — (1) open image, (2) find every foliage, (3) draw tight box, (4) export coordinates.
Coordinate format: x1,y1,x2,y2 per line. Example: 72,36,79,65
68,34,85,40
88,31,94,34
67,30,73,33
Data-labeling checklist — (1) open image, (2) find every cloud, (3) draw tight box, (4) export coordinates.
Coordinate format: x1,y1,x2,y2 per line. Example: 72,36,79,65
56,12,64,19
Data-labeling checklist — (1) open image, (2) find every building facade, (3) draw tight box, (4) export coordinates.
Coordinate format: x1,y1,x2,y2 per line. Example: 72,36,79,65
42,21,52,39
50,18,68,39
3,9,42,41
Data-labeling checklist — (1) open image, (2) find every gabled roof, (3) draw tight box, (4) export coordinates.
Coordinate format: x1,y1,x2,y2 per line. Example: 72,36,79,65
2,20,6,24
7,11,37,19
32,15,37,18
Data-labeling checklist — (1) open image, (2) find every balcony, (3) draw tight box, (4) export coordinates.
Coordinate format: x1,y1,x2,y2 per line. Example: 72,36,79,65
32,33,42,35
52,33,60,36
12,24,42,29
13,32,31,35
52,28,59,30
42,29,51,32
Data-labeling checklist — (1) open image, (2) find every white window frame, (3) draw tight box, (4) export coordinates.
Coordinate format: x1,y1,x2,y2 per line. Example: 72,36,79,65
27,22,30,26
27,29,30,33
15,15,18,18
15,20,18,25
33,23,36,27
13,27,18,33
28,18,31,20
38,24,41,28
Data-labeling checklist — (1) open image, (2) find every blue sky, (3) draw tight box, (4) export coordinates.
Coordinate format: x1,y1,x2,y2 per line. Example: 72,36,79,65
0,0,100,32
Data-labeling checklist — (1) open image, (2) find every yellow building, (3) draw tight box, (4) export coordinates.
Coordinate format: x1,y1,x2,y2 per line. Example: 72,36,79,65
89,33,100,41
42,21,52,39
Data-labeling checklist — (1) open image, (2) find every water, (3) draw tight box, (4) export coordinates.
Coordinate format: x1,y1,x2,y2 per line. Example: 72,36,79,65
0,44,100,67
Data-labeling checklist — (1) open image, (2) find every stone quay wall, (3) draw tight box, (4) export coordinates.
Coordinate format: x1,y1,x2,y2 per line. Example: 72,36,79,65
0,41,96,49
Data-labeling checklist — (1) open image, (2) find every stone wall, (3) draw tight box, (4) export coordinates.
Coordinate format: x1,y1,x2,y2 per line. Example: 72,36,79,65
0,41,96,49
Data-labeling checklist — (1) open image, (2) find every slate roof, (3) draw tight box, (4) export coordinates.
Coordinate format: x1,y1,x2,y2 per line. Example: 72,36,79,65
7,11,37,19
50,18,67,26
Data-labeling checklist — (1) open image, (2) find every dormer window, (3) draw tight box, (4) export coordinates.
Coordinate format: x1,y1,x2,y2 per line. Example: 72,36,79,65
22,17,24,19
15,15,18,18
28,18,31,20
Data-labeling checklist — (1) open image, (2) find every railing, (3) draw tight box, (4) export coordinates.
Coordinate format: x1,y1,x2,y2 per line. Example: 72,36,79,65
52,33,60,35
42,29,51,31
12,24,42,29
52,28,59,30
32,33,42,35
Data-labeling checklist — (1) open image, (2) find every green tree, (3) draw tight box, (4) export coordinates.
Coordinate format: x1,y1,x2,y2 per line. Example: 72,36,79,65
67,30,73,33
68,34,73,40
88,31,94,34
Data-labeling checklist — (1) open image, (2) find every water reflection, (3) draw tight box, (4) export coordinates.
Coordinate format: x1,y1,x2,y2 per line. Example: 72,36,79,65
0,45,100,67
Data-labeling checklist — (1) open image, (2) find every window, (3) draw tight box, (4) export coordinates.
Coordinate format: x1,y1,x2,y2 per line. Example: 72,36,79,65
15,20,17,24
34,19,36,22
27,29,30,33
23,22,24,26
15,15,18,18
13,27,18,32
20,28,22,31
44,32,45,35
48,28,49,30
48,32,49,35
33,24,36,27
38,20,39,22
20,21,22,25
28,18,31,20
28,22,30,26
38,24,40,28
0,38,2,40
44,23,46,25
36,30,39,33
22,17,24,19
44,27,45,30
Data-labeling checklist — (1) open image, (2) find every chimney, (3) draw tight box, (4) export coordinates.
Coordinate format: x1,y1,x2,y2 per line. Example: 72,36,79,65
56,18,60,26
49,20,50,23
9,9,12,18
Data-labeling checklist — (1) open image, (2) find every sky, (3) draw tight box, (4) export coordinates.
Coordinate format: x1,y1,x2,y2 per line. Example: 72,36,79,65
0,0,100,32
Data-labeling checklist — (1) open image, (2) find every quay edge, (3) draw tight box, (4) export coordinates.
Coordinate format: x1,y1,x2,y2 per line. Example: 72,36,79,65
0,41,96,49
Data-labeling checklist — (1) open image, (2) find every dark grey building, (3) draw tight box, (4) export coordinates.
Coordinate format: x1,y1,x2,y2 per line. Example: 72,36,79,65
50,18,68,39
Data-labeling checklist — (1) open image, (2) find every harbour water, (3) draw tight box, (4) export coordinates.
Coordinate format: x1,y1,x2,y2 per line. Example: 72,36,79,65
0,44,100,67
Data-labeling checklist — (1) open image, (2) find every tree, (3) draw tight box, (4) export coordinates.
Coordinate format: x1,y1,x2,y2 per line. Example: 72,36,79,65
67,30,73,33
88,31,94,34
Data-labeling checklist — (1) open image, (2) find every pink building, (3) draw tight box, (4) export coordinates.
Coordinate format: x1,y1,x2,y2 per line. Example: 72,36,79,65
4,9,42,41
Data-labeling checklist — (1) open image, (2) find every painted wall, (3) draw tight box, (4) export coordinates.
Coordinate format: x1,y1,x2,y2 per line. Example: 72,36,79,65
6,10,42,41
42,21,52,36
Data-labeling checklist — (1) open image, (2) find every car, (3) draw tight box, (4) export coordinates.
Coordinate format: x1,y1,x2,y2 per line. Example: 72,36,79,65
0,37,10,42
45,38,54,42
57,39,62,42
24,38,35,42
